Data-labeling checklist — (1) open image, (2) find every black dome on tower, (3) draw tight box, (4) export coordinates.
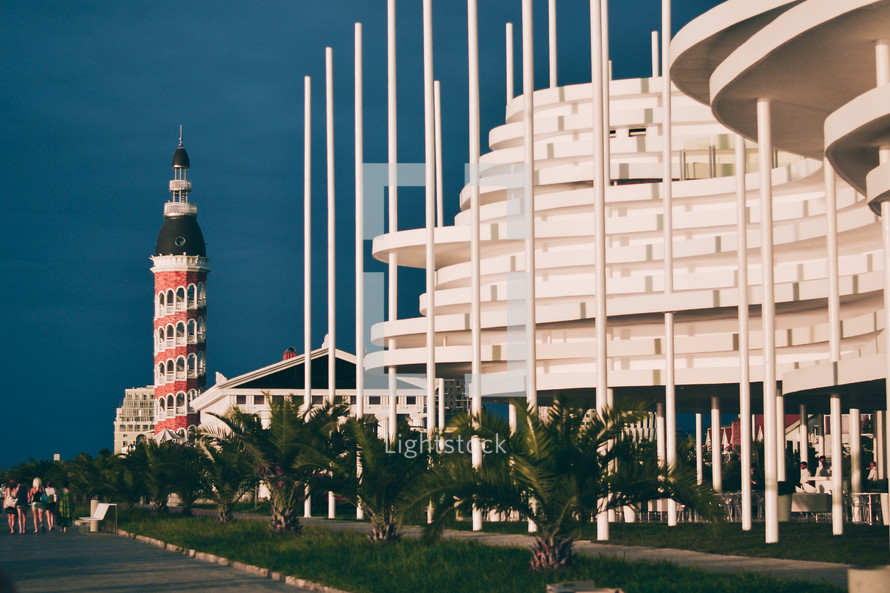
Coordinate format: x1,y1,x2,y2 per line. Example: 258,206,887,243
155,215,206,256
172,145,190,169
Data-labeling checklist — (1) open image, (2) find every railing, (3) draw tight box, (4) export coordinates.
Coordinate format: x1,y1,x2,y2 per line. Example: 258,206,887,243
163,201,196,216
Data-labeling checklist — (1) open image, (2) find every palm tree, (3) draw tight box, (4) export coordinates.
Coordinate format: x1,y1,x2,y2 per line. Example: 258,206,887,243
298,417,433,542
416,398,721,571
198,430,258,523
165,444,207,516
213,396,348,533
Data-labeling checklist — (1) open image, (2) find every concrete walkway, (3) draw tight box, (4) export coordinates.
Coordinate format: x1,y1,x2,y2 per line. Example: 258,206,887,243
0,515,852,592
0,529,311,593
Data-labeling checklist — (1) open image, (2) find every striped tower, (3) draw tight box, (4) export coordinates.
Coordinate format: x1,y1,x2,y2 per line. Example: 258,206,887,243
150,133,209,436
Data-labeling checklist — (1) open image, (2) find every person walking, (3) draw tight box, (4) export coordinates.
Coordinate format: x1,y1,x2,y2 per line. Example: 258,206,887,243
58,480,73,533
44,481,57,531
15,481,28,534
4,481,18,534
30,478,46,533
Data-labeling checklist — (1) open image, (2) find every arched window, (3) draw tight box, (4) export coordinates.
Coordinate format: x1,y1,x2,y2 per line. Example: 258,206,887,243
197,317,206,342
166,359,175,382
187,389,197,411
197,351,206,375
176,321,186,346
198,282,206,306
166,323,175,348
157,292,165,315
156,363,165,385
157,398,165,419
187,353,197,377
166,289,175,314
176,356,186,380
176,392,185,414
187,284,197,309
166,394,175,414
176,287,186,311
187,319,197,344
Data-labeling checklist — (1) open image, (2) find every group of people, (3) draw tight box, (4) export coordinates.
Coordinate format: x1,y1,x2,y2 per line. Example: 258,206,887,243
2,478,73,534
798,456,831,492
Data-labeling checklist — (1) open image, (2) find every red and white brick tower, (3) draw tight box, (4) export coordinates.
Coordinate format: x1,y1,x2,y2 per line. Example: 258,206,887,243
150,133,209,436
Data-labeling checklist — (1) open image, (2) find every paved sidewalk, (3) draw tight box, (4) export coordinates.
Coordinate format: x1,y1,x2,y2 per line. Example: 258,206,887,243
0,529,311,593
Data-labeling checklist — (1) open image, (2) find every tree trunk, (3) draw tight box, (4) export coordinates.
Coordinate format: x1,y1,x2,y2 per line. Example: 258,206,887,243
269,503,301,534
367,514,399,543
529,535,574,571
217,503,233,523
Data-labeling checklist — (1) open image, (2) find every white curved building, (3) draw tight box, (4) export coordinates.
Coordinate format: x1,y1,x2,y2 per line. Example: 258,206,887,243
366,0,890,543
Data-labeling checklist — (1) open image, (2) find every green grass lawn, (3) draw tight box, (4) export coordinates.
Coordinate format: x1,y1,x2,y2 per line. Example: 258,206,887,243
446,519,890,566
576,522,890,566
118,510,843,593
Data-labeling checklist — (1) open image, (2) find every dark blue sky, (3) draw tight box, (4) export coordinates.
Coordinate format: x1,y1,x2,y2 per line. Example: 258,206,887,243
0,0,721,468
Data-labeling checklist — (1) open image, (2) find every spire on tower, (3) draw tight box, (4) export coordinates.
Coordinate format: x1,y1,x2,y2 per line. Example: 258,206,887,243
167,131,194,215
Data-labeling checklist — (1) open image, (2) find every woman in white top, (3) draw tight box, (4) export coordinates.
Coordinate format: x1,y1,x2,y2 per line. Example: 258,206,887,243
3,481,18,534
44,481,57,531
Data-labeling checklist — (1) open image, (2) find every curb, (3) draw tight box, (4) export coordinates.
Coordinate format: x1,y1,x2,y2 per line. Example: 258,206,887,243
117,529,352,593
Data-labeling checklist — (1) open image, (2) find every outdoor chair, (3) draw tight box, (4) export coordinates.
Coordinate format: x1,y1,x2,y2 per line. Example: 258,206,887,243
79,502,117,534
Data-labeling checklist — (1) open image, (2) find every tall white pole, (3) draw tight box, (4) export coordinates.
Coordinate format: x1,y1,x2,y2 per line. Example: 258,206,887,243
506,23,514,102
711,397,722,492
736,134,752,530
850,408,862,493
522,0,538,535
661,0,678,527
758,97,779,544
355,23,365,421
548,0,557,88
303,75,313,521
423,0,436,438
354,23,365,522
799,404,808,466
522,0,537,414
824,161,843,534
326,46,337,521
303,76,313,417
695,412,703,484
651,31,659,78
830,395,843,534
591,0,609,542
874,37,890,549
435,81,444,229
468,0,484,533
387,0,399,443
600,0,610,411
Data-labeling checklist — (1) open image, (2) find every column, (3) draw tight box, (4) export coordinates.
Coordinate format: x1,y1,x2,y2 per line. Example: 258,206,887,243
799,404,808,466
736,133,753,530
830,394,843,535
758,97,779,544
711,397,722,492
303,75,313,520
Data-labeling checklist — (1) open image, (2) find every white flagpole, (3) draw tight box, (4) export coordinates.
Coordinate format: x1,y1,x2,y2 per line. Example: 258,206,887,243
325,46,337,520
303,74,313,520
354,22,365,522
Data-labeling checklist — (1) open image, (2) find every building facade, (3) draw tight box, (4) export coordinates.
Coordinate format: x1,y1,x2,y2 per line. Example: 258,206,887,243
193,342,467,437
151,135,208,436
112,386,155,453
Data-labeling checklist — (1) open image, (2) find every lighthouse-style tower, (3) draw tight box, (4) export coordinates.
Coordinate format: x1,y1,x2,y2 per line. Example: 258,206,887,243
151,133,209,436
